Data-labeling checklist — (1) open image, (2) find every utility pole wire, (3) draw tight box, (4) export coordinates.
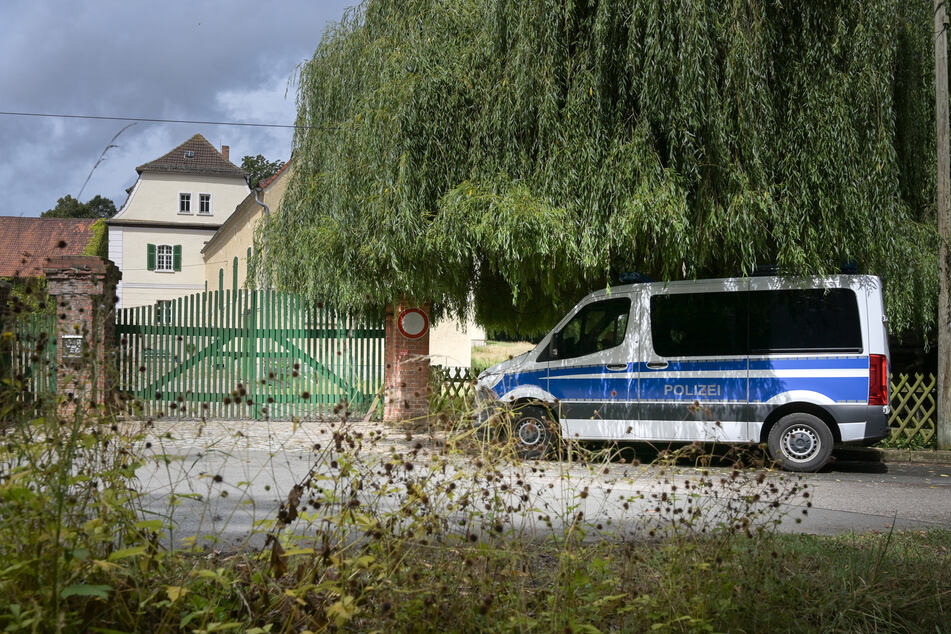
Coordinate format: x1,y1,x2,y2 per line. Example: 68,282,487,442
0,111,307,129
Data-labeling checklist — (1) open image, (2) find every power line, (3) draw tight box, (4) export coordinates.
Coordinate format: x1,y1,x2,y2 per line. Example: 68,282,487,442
0,110,304,129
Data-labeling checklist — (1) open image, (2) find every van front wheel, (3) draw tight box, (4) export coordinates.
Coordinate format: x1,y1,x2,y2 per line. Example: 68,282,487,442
767,413,833,472
511,406,555,459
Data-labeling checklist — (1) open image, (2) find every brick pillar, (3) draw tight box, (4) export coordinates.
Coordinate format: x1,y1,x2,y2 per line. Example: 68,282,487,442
383,301,431,422
43,256,120,415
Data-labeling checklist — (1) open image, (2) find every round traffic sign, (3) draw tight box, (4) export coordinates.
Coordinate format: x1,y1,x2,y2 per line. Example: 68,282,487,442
397,308,429,339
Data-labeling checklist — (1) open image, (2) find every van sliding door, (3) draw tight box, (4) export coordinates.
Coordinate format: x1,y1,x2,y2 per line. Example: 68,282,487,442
639,284,751,442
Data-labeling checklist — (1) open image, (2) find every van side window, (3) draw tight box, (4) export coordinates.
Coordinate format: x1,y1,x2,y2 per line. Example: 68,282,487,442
748,288,861,353
553,297,630,360
651,292,746,357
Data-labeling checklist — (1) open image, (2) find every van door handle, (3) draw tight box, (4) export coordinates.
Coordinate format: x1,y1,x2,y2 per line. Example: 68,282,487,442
646,361,668,370
605,364,627,371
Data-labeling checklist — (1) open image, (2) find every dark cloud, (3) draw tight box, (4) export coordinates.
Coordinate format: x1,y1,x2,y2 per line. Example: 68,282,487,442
0,0,353,216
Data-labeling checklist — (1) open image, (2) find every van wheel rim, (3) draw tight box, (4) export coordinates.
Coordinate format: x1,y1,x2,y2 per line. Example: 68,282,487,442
517,419,544,446
781,425,819,462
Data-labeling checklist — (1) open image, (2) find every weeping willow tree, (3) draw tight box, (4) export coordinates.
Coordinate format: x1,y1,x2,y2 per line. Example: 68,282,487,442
260,0,937,335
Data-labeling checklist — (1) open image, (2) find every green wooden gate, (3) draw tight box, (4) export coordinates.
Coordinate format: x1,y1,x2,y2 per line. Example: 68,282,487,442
3,313,57,405
115,289,384,420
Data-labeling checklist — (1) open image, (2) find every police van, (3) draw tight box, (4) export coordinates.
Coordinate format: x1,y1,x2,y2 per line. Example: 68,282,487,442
475,275,891,472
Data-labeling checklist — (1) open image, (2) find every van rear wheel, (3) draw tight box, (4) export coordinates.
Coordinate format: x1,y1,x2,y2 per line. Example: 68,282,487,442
510,405,556,459
767,413,833,472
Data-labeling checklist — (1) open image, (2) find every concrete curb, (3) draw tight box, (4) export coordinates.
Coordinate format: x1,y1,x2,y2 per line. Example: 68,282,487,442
877,448,951,465
835,446,951,465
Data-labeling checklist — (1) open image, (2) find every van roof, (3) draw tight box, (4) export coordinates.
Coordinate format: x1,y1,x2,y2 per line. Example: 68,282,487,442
588,274,882,300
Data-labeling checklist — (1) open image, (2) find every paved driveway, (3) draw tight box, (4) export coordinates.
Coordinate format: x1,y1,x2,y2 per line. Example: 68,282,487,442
132,419,951,550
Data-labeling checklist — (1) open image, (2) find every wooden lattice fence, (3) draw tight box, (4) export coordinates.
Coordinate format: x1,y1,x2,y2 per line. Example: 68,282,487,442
889,373,936,446
430,366,475,410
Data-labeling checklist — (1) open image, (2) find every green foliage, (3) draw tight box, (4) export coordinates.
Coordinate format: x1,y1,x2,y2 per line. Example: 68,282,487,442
81,219,108,258
41,194,117,219
1,277,52,314
241,154,286,188
261,0,938,335
0,390,147,631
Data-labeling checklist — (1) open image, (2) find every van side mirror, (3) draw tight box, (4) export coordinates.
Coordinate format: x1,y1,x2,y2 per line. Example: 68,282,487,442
550,332,560,360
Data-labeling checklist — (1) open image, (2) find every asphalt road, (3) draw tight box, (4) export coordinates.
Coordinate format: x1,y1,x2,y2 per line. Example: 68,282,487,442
132,420,951,549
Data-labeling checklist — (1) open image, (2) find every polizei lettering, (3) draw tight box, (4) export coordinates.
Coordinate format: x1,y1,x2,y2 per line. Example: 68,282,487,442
663,383,722,398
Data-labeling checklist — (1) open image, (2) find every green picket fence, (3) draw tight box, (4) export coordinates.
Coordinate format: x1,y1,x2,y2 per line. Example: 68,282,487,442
115,289,384,420
2,312,57,405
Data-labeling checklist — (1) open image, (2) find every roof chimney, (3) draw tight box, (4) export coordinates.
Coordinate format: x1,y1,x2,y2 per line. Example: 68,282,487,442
221,145,230,162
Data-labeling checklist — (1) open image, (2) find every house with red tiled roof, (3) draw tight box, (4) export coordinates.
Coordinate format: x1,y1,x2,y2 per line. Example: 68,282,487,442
107,134,248,310
0,217,102,278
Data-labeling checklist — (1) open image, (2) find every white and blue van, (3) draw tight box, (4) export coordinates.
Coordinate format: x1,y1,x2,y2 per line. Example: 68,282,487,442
475,275,891,472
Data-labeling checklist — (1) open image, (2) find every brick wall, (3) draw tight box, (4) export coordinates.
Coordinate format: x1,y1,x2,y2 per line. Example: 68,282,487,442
43,256,120,415
383,302,431,422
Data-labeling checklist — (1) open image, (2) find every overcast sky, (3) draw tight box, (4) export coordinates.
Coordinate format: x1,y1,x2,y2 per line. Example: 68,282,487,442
0,0,354,217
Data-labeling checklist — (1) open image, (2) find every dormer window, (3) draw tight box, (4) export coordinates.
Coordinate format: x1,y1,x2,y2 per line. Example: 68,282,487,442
179,193,191,214
184,150,195,158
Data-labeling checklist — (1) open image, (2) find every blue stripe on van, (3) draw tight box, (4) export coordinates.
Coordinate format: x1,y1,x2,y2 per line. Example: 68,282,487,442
496,356,871,403
496,369,548,396
547,378,634,401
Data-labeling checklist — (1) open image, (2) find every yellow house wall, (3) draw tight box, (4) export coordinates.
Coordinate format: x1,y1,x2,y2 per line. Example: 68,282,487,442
202,166,291,292
203,200,264,291
429,316,485,368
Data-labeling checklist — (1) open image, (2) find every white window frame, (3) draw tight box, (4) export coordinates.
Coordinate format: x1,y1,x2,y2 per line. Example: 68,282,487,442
198,193,212,215
179,192,192,214
156,244,174,272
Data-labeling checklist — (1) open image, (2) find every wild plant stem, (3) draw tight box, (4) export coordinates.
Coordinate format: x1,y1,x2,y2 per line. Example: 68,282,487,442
51,401,83,632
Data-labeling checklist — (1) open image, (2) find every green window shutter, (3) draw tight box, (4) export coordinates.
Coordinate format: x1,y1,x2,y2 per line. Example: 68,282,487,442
147,244,156,271
173,245,182,271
